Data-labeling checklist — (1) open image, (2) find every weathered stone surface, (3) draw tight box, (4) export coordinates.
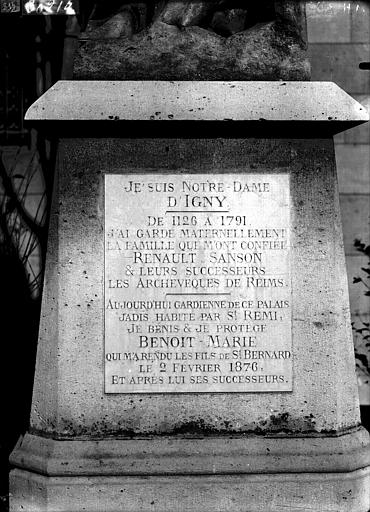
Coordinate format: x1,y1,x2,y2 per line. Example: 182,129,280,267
9,81,370,512
156,0,214,27
75,19,309,80
84,10,136,40
11,430,370,476
275,0,307,41
74,0,310,80
10,466,370,512
18,134,361,437
25,81,369,127
210,8,248,37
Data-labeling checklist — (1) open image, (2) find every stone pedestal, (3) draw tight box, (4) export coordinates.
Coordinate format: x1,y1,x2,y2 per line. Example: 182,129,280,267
10,81,370,512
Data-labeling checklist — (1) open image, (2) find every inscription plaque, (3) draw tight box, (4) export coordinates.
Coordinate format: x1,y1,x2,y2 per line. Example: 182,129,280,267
104,173,292,393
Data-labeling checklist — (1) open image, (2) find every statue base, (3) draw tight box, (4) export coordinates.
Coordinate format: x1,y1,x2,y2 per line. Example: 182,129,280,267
10,430,370,512
9,81,370,512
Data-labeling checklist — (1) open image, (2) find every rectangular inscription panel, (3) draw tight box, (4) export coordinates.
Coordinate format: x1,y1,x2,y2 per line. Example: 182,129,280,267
104,173,292,393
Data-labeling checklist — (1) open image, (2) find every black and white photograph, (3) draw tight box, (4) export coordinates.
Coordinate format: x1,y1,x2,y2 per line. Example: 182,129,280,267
0,1,369,511
23,0,78,15
0,0,20,13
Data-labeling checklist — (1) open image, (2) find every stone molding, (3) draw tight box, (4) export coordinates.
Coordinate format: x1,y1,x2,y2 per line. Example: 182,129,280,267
10,428,370,477
25,81,369,128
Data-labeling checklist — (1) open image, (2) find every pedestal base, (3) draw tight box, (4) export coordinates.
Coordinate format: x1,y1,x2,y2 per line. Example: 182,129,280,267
12,83,370,512
10,429,370,512
9,468,370,512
